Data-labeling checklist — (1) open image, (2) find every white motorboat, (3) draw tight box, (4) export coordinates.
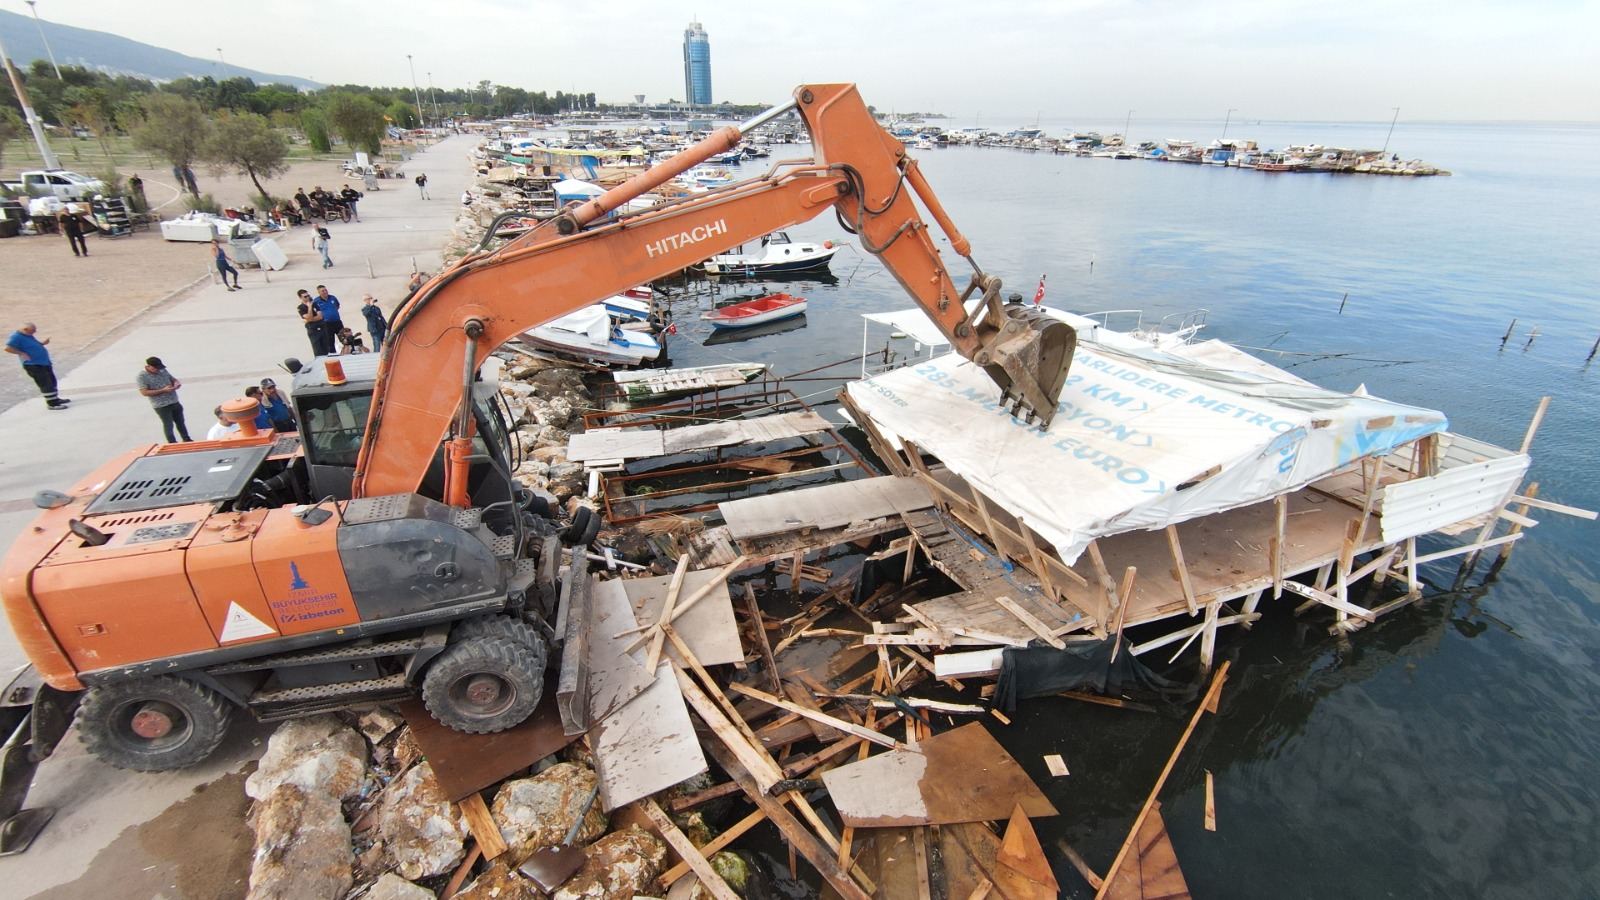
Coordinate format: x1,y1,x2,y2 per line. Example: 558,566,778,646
703,231,841,276
518,305,662,367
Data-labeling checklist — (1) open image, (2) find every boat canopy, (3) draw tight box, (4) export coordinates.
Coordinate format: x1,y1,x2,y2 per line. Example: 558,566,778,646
845,313,1449,564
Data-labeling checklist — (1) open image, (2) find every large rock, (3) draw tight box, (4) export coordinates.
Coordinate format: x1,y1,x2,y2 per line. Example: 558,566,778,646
247,784,354,900
455,861,539,900
245,715,368,802
366,872,437,900
551,826,668,900
545,462,586,501
490,762,608,857
376,762,469,880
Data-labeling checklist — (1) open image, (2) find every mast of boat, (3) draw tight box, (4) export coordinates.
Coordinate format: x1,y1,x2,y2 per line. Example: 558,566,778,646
1222,108,1237,139
1382,107,1400,153
1124,109,1134,143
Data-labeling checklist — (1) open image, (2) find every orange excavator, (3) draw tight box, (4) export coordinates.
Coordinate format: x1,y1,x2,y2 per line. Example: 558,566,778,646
0,83,1073,848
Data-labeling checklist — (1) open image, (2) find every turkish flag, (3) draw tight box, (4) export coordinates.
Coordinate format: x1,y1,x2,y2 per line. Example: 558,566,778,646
1032,274,1047,306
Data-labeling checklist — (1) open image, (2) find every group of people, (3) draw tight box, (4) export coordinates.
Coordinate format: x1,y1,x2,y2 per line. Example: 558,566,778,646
292,185,362,223
134,357,297,444
296,285,389,358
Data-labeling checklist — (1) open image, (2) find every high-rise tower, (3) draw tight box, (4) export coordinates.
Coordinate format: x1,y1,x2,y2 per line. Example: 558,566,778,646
683,20,713,107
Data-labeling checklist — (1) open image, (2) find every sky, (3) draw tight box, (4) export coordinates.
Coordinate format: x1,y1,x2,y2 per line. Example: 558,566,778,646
5,0,1599,122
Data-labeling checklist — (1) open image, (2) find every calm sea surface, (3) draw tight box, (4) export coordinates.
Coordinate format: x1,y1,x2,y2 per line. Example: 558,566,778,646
646,118,1600,898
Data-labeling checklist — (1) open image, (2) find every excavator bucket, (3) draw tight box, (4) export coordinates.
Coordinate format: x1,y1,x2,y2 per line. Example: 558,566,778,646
978,305,1076,429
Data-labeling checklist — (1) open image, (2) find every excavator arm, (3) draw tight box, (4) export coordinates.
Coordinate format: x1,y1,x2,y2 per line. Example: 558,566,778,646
353,83,1074,500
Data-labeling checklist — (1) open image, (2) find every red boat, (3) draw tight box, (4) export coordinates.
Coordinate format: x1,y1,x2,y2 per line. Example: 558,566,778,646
700,292,808,329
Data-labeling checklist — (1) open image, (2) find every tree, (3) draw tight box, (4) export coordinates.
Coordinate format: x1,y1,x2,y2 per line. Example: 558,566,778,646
133,94,211,197
205,111,290,203
387,101,418,130
301,108,332,152
323,92,386,155
0,107,24,173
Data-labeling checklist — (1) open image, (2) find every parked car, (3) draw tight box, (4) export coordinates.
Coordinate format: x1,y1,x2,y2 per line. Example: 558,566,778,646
1,169,108,201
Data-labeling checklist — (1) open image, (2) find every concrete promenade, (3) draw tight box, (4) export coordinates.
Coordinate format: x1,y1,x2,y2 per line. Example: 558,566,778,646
0,135,475,897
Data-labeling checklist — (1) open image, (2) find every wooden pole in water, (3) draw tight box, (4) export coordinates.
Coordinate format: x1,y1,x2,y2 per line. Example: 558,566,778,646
1094,662,1230,900
1500,319,1517,346
1338,292,1348,314
1588,334,1600,362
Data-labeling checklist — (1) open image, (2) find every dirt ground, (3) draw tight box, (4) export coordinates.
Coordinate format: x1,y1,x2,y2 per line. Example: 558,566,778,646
0,155,419,410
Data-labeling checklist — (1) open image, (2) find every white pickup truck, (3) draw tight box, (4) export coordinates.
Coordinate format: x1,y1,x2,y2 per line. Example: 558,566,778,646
1,169,107,200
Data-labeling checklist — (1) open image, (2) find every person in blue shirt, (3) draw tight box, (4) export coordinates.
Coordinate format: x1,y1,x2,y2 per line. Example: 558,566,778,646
5,322,70,410
242,386,276,431
314,286,342,335
361,295,389,352
257,378,297,431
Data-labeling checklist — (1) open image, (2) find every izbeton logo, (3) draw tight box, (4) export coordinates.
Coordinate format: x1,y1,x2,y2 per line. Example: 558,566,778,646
645,219,727,258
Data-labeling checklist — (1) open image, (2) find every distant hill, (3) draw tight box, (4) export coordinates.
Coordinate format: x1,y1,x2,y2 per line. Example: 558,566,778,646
0,10,319,90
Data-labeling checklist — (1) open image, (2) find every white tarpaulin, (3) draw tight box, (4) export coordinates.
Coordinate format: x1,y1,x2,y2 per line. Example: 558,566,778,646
845,317,1448,564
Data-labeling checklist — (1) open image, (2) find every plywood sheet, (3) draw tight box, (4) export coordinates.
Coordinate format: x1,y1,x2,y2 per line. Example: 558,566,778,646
620,569,743,666
1103,806,1192,900
587,578,657,724
590,660,706,812
820,722,1057,827
719,476,933,541
400,691,577,802
569,410,831,463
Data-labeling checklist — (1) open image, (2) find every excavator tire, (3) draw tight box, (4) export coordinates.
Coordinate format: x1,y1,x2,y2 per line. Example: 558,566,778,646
452,615,551,664
77,676,233,772
421,637,543,734
561,506,601,548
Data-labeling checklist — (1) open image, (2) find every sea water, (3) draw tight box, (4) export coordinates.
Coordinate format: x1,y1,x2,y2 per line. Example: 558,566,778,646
656,120,1600,898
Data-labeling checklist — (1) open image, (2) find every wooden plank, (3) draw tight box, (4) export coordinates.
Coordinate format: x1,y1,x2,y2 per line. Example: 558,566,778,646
720,475,933,541
1056,838,1103,891
1204,770,1216,832
1165,525,1199,615
820,722,1057,827
743,584,781,691
660,809,768,886
457,792,508,861
991,594,1067,649
726,683,912,752
646,554,692,673
591,662,707,811
1109,567,1137,663
672,665,783,793
994,804,1059,899
636,798,742,900
912,825,934,900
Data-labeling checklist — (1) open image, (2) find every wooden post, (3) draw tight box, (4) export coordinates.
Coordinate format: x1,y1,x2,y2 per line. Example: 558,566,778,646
1094,662,1230,900
1271,494,1287,598
1087,540,1119,628
457,793,508,860
1165,525,1199,615
1494,482,1539,568
646,554,692,672
1108,567,1137,663
1199,600,1220,672
742,585,782,692
1239,589,1265,628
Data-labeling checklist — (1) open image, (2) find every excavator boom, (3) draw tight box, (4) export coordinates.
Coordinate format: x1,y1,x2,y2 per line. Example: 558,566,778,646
353,83,1074,500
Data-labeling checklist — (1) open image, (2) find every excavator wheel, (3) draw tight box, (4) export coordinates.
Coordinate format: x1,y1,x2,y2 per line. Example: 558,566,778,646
421,637,543,734
560,506,602,548
77,676,234,772
451,615,551,664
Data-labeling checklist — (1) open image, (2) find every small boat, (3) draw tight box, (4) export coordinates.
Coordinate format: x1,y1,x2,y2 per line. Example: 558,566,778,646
519,305,662,367
702,231,840,276
601,287,655,322
700,292,807,330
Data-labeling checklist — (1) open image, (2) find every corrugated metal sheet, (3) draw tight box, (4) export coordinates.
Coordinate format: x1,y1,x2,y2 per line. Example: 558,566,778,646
1380,441,1530,543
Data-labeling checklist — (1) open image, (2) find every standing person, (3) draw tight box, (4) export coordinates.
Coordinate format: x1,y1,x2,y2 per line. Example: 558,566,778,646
5,322,69,410
362,295,389,352
128,173,147,212
59,207,90,257
296,289,329,357
313,225,333,268
213,239,242,290
415,173,429,199
340,183,362,221
314,285,343,340
258,378,297,431
136,357,191,442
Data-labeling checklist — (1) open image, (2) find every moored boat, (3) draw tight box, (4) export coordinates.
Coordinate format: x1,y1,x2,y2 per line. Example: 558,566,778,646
700,292,808,329
518,305,663,367
703,231,840,276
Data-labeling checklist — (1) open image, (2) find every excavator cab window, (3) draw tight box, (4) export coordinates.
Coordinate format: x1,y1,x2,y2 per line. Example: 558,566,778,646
301,393,373,469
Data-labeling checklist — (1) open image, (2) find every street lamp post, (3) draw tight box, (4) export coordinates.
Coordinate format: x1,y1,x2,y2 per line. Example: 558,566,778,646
1222,108,1238,139
24,1,61,79
0,25,60,168
406,55,424,128
1382,107,1401,154
427,71,440,123
216,47,226,77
